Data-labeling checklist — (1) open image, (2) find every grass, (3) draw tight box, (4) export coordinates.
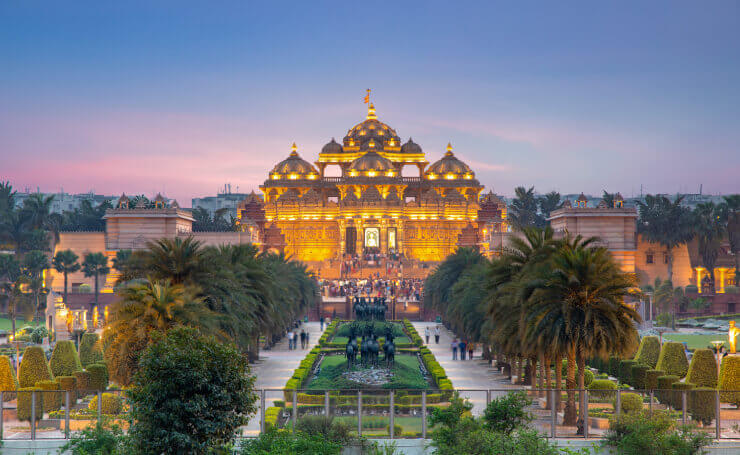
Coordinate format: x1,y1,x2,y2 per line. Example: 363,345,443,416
333,415,426,435
306,354,430,390
662,333,728,350
0,318,42,333
332,336,411,345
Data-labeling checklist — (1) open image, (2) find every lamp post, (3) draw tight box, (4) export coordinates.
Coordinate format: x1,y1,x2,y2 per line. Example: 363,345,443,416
712,340,724,382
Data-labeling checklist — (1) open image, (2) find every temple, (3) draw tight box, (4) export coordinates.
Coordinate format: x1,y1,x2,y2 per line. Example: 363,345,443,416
237,102,506,263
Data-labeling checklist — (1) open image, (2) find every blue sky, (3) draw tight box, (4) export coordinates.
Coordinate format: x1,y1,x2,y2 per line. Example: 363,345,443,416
1,1,738,204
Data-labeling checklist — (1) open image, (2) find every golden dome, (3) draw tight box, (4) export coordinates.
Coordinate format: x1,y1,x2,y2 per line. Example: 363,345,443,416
321,138,343,154
425,143,473,179
343,104,401,150
348,151,395,174
270,143,319,178
400,137,422,154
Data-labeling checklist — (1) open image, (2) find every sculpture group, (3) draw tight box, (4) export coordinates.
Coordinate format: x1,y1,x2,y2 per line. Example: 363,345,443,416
352,297,388,322
344,320,396,370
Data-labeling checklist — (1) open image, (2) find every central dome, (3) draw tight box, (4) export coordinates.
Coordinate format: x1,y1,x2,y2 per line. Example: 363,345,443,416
348,151,395,173
343,103,401,150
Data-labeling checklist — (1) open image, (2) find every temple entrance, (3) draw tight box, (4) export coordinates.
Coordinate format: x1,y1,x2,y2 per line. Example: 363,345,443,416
345,226,357,255
364,227,380,249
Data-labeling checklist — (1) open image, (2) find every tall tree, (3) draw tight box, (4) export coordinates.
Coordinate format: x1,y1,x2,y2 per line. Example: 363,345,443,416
724,195,740,285
538,191,562,222
22,250,49,321
694,202,727,292
0,254,30,338
509,186,541,230
0,181,16,216
21,193,54,231
637,195,695,281
53,249,80,305
82,252,110,317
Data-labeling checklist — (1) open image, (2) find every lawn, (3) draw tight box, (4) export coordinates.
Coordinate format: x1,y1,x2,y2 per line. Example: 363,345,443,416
333,415,426,436
0,318,42,333
306,354,430,390
662,333,731,350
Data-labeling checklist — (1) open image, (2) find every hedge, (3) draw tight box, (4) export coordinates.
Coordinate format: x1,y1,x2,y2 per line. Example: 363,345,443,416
17,387,44,423
656,375,680,404
608,357,621,377
35,380,61,412
631,365,650,390
0,355,18,399
79,333,104,367
655,342,689,378
73,371,91,394
18,346,53,388
88,392,123,415
49,340,83,377
86,364,108,391
686,349,718,388
618,392,643,413
689,387,716,426
588,379,617,401
719,355,740,407
634,336,661,368
645,369,664,391
619,360,638,384
671,382,695,410
265,406,280,428
58,376,77,404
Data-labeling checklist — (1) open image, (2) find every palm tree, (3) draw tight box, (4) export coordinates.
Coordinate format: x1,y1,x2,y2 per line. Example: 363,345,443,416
538,191,562,221
0,209,29,254
637,194,695,281
0,254,30,339
104,278,216,385
53,249,80,305
145,237,204,284
508,186,541,230
21,193,54,231
82,252,110,318
0,181,17,216
694,202,727,293
722,195,739,285
22,250,49,322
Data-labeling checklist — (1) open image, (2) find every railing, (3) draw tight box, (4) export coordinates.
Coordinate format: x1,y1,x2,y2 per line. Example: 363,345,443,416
4,388,740,440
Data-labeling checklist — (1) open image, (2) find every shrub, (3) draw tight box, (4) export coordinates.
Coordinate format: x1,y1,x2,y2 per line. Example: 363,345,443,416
86,364,109,391
58,376,77,404
686,349,718,388
656,375,679,404
588,379,617,401
655,342,689,378
73,371,91,394
689,387,716,426
388,424,402,437
656,313,672,327
17,387,44,423
35,379,62,412
31,326,48,344
79,333,104,367
608,356,621,377
49,340,83,377
634,336,661,368
671,382,694,410
630,365,649,390
645,369,664,391
719,355,740,407
60,422,128,455
295,415,353,445
617,392,643,413
18,346,52,388
584,369,594,387
240,427,343,454
0,355,18,399
619,360,638,384
482,391,533,435
604,410,712,455
88,392,123,415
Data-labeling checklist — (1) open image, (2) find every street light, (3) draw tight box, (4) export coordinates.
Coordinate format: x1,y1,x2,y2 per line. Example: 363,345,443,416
712,340,724,381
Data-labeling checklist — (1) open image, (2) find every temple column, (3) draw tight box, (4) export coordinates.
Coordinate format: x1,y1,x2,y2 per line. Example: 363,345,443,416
696,268,703,293
719,268,726,293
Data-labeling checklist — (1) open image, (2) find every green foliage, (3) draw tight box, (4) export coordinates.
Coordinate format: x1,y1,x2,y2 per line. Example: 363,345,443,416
17,387,43,422
306,355,428,390
482,391,533,435
30,326,48,344
74,370,91,393
0,355,18,397
617,392,643,413
588,379,617,401
50,340,83,377
631,365,650,390
719,355,740,406
656,313,672,327
128,327,258,455
655,342,689,378
671,382,695,410
238,427,343,455
60,422,128,455
87,363,109,391
79,332,104,367
656,375,680,404
608,356,621,377
89,392,124,415
294,416,354,445
686,349,718,388
645,369,664,391
18,345,52,387
634,336,661,368
603,410,712,455
689,387,716,426
58,375,77,404
35,379,61,412
619,360,638,384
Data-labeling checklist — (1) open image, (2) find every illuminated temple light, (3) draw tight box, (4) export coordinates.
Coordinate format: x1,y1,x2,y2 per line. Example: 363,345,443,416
368,171,377,177
289,174,298,180
445,174,455,180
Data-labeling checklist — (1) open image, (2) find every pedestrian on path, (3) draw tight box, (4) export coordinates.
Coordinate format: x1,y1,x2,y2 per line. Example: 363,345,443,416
468,342,474,360
287,330,294,350
300,330,306,349
425,327,430,344
305,331,310,347
459,340,467,360
320,316,325,331
434,326,440,344
451,338,458,360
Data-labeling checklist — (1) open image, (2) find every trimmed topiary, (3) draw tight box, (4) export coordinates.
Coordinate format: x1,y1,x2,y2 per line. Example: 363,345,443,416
73,371,91,394
18,346,52,388
86,363,108,391
58,376,77,404
608,357,621,377
689,387,716,426
0,355,18,400
631,365,650,390
671,382,694,410
719,356,740,407
617,392,643,413
588,379,617,401
655,342,689,378
619,360,638,384
686,349,718,388
656,375,679,404
35,380,61,412
17,387,43,423
49,340,83,378
79,333,104,368
645,369,664,391
584,369,594,387
634,336,661,368
88,392,123,415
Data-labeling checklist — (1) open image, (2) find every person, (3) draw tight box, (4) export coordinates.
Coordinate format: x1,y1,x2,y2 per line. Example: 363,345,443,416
434,326,440,344
468,342,474,360
287,330,294,350
305,331,310,347
320,316,325,331
425,326,430,344
300,330,306,349
451,338,458,360
459,340,467,360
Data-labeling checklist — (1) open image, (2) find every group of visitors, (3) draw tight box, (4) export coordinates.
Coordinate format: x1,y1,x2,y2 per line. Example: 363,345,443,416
286,326,311,350
424,325,441,344
320,278,424,301
451,338,475,360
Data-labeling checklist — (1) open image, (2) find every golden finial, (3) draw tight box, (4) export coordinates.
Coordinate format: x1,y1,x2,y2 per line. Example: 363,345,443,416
446,142,453,154
367,102,377,120
291,142,297,155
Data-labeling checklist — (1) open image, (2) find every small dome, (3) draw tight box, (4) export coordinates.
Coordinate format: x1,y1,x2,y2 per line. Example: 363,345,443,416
400,138,422,154
425,143,473,178
321,138,343,154
348,151,395,173
271,143,319,177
